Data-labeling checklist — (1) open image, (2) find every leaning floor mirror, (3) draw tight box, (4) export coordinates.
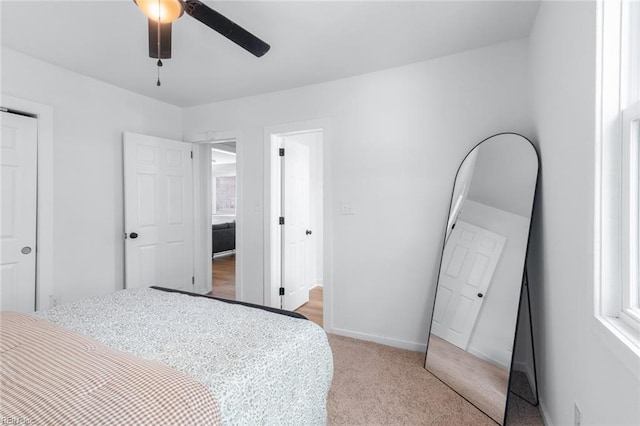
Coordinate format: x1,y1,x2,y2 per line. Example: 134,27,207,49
424,133,538,425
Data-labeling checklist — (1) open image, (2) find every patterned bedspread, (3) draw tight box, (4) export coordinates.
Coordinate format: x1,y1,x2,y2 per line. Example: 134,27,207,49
0,312,222,425
31,288,334,425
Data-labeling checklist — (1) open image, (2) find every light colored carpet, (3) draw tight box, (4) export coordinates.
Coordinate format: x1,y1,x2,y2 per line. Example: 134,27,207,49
326,334,543,425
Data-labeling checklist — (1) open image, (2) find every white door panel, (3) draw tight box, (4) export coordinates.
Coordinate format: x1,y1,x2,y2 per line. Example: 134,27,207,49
124,132,194,291
282,139,310,311
0,111,37,312
431,221,505,349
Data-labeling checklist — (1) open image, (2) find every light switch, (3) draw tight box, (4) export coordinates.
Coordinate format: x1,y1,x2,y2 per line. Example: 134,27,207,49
341,202,354,215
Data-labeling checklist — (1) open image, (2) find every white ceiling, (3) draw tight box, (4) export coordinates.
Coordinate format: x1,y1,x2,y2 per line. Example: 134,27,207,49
0,1,540,107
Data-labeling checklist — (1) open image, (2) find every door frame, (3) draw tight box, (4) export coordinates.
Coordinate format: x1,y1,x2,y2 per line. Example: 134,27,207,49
187,130,243,299
263,118,333,330
0,94,54,310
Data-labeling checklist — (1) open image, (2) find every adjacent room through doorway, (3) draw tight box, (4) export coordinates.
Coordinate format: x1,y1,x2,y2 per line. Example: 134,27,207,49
209,140,237,300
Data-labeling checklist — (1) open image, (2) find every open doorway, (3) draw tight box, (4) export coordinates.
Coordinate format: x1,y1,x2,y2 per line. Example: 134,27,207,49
267,127,324,326
209,141,237,299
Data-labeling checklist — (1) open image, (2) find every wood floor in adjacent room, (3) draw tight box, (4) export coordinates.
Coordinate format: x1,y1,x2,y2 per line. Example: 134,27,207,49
209,252,323,327
209,254,236,300
295,286,323,327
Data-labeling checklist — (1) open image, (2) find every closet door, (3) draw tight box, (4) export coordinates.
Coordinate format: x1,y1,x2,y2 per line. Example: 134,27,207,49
0,111,37,312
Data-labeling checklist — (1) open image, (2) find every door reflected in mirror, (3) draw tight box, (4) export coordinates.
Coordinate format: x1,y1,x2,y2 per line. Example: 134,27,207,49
424,133,538,425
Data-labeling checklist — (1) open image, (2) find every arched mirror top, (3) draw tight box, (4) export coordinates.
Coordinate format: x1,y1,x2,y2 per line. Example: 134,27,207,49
446,133,538,242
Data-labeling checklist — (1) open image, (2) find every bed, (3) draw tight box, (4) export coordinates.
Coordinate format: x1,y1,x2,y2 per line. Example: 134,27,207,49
1,287,333,425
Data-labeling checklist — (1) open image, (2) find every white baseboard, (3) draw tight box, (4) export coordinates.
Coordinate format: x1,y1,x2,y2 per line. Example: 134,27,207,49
538,398,552,426
309,280,323,289
331,327,427,352
212,250,235,258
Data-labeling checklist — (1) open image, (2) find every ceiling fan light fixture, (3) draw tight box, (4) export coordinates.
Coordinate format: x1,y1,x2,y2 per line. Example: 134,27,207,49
134,0,183,24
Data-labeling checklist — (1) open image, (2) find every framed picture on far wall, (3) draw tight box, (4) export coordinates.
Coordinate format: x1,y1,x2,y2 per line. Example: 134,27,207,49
215,176,236,214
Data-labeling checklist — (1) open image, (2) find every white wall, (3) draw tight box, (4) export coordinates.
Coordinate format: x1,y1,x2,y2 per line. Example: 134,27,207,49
467,134,538,217
183,38,534,349
1,47,183,306
528,2,640,425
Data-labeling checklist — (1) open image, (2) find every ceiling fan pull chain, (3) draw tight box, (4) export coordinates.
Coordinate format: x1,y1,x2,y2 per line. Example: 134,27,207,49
156,0,162,86
157,57,163,86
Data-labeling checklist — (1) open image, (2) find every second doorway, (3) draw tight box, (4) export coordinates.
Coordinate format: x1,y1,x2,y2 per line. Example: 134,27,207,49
209,140,237,299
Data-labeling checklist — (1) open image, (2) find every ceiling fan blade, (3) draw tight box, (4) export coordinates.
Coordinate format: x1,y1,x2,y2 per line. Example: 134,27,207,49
183,0,270,57
148,19,172,59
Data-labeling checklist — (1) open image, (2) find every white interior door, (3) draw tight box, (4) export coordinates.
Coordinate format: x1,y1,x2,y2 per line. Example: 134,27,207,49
282,138,311,310
123,132,194,291
0,111,37,313
431,220,505,349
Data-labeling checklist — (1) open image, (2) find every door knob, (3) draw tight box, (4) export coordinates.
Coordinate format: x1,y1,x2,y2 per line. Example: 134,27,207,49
21,247,32,255
477,293,483,298
306,230,312,235
129,232,139,239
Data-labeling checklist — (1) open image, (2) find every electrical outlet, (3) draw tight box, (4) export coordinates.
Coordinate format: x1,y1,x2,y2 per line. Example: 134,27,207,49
574,402,581,426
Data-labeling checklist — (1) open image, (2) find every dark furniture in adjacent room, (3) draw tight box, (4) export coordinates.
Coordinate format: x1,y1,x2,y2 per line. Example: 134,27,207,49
212,222,235,255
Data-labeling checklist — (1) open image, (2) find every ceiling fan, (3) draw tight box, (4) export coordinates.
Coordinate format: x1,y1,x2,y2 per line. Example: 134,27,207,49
133,0,270,85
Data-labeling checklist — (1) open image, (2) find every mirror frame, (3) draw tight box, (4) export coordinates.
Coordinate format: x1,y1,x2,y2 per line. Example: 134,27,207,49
423,132,540,424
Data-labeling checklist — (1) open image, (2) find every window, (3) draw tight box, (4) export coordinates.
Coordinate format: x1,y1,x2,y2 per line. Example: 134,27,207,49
596,0,640,353
619,0,640,330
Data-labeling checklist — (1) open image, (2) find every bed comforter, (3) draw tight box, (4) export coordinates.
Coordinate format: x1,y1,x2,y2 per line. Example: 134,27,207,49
31,287,333,425
0,312,222,425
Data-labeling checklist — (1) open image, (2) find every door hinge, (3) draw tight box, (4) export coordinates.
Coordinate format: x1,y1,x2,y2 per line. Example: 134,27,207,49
279,148,285,157
192,276,195,285
279,287,285,296
279,217,285,225
190,151,193,159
